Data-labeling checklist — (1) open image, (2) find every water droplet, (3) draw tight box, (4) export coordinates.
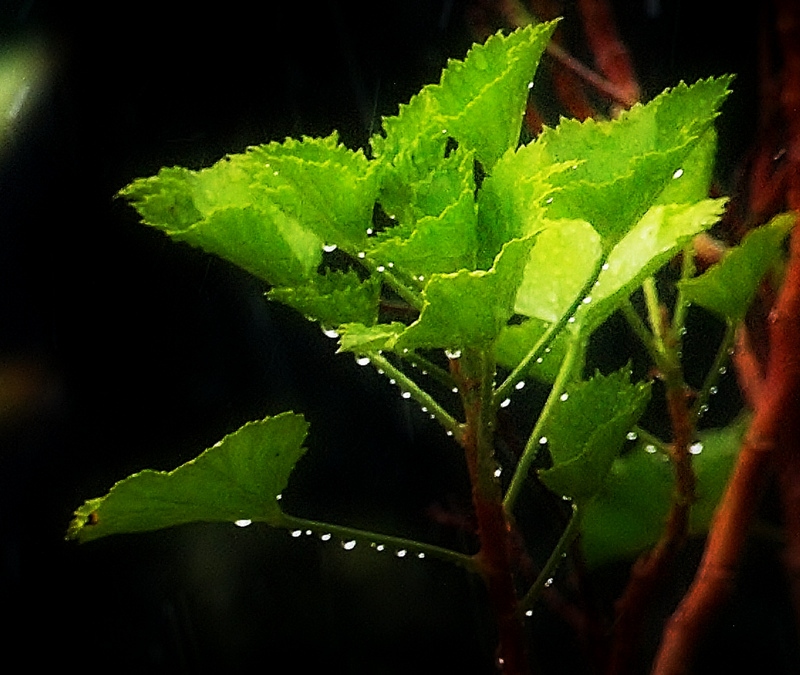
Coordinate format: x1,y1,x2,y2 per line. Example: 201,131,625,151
377,265,386,272
323,243,337,252
626,431,638,441
536,357,544,364
273,170,279,176
500,398,511,408
342,539,357,550
718,366,727,375
698,404,709,416
645,444,657,454
389,214,396,220
527,81,534,90
601,262,610,271
539,436,548,445
568,316,576,323
582,296,592,304
320,533,332,541
276,494,282,500
441,128,448,134
494,467,502,478
358,251,366,259
396,549,407,558
446,430,453,437
559,392,569,402
234,519,252,527
709,386,718,395
451,387,459,394
291,530,303,538
515,381,526,390
545,196,554,204
445,349,462,359
401,391,412,399
561,495,572,501
376,544,385,552
544,577,554,588
690,442,704,455
355,356,371,366
418,275,425,282
672,168,684,179
421,406,428,412
571,164,578,170
388,262,394,268
525,609,533,617
389,378,396,385
305,530,313,536
366,227,374,235
322,327,339,339
417,552,425,559
545,347,551,353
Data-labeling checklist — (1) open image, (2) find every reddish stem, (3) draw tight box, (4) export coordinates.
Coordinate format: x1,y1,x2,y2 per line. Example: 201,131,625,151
451,355,529,674
652,215,800,675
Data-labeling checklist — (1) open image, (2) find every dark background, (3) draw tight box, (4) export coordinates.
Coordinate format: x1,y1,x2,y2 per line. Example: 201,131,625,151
0,1,795,673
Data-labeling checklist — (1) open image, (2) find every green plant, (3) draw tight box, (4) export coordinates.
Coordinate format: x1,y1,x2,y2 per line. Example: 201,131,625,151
67,21,794,673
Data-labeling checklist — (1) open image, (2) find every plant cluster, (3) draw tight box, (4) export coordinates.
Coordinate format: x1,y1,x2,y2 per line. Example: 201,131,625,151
67,21,794,673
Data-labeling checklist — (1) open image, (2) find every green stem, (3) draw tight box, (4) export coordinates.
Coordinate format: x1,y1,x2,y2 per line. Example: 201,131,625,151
504,333,586,513
691,320,736,421
369,352,461,436
496,255,605,405
519,503,581,613
279,513,477,571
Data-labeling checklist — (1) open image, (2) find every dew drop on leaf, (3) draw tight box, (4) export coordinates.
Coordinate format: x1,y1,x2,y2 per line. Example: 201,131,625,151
582,296,592,304
342,540,357,550
525,609,533,617
536,357,544,364
559,392,569,402
234,519,252,528
421,406,428,412
355,356,371,366
709,386,718,395
322,328,339,339
602,263,610,271
452,387,459,393
626,431,638,441
494,467,502,478
645,444,657,453
500,398,511,408
377,265,385,272
690,442,704,455
445,349,462,359
396,549,407,558
527,81,534,90
358,251,366,259
320,533,332,541
375,544,385,552
322,243,337,252
539,436,548,445
291,530,303,538
366,228,374,235
401,391,412,399
515,380,526,390
544,577,554,588
672,168,684,179
417,552,425,559
719,365,728,375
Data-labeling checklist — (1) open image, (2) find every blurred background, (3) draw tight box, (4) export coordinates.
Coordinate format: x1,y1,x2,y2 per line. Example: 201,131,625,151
0,1,795,673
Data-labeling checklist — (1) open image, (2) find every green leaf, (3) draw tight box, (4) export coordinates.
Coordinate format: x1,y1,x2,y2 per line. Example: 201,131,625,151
514,219,602,322
580,416,746,568
574,199,727,333
495,317,569,383
679,213,795,322
67,413,309,543
369,146,479,276
372,21,557,174
524,76,732,248
268,270,382,328
337,321,406,353
537,367,651,503
394,235,537,351
120,133,377,286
